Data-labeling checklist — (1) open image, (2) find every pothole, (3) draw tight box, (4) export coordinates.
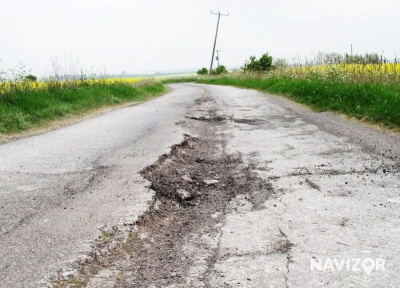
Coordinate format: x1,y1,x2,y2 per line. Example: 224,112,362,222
50,98,273,287
51,132,250,287
232,118,266,126
185,115,226,122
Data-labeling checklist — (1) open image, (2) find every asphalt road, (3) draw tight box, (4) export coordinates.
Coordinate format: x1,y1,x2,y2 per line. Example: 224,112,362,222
0,85,201,287
1,83,400,287
195,84,400,287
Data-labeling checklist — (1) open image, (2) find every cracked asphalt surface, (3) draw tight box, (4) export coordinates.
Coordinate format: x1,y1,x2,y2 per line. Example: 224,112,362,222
201,85,400,287
1,83,400,287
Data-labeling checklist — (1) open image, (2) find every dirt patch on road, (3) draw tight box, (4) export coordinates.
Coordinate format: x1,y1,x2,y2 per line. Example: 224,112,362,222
52,135,246,286
126,136,243,286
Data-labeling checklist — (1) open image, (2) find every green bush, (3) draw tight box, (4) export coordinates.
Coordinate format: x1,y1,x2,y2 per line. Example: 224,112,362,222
25,74,37,82
197,67,208,75
215,65,228,75
210,65,228,75
242,53,274,72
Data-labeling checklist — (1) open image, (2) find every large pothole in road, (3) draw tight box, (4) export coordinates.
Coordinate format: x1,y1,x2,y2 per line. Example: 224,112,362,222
52,106,272,288
130,136,245,287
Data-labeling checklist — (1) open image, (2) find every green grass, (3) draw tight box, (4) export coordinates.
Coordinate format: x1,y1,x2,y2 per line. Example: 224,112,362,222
0,81,165,134
161,76,198,84
195,75,400,128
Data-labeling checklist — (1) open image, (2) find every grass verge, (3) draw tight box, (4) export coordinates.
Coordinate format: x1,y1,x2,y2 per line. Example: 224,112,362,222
196,75,400,128
161,76,198,84
0,81,165,135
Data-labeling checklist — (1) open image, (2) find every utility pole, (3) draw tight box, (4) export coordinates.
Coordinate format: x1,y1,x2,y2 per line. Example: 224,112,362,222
209,11,229,75
351,44,353,56
216,50,221,66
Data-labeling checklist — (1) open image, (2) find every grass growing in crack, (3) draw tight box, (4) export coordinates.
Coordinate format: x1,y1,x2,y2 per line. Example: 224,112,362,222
101,231,114,243
116,273,126,282
52,270,87,287
66,276,85,286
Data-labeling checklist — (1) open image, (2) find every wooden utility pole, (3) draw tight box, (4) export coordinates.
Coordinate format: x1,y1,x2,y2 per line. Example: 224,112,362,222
216,50,221,66
209,12,228,75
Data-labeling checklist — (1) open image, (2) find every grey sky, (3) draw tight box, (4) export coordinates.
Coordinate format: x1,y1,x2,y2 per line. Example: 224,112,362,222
1,0,399,76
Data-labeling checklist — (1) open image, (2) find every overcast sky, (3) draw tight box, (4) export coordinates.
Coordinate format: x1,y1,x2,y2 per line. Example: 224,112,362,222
1,0,399,76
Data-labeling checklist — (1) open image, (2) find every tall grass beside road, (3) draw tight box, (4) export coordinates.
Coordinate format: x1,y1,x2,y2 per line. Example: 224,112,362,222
161,76,198,84
0,78,165,135
196,65,400,128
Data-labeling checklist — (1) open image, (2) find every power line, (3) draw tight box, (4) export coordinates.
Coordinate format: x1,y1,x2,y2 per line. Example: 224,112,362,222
209,11,229,75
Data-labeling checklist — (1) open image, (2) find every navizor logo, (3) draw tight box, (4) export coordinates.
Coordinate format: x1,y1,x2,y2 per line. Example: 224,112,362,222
310,258,385,275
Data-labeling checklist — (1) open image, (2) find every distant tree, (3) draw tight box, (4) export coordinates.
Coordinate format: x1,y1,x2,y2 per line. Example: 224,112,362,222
210,65,228,75
215,65,228,75
258,53,273,71
197,67,208,75
25,74,37,82
242,56,259,72
242,53,274,72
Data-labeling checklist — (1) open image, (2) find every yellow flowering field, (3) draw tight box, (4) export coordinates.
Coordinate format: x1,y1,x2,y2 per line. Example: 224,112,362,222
275,63,400,84
103,77,144,84
0,77,145,95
